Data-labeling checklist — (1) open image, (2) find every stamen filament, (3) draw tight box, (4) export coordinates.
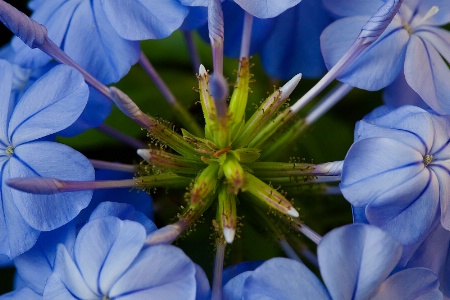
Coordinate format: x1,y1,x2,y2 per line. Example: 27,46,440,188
89,159,137,173
139,52,203,136
96,124,147,149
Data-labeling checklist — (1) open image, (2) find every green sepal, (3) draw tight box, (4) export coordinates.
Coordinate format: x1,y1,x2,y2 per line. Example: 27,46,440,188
229,58,250,139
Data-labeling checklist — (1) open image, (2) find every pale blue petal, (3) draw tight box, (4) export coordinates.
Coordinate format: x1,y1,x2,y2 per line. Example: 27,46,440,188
59,87,112,137
371,268,442,300
354,109,433,153
14,222,76,294
416,27,450,65
180,6,208,31
243,258,330,300
0,59,13,145
0,287,42,300
63,0,140,83
194,264,211,300
383,72,429,109
44,245,97,300
322,0,383,17
233,0,301,18
404,35,450,114
406,224,450,297
366,169,439,244
73,218,146,295
101,0,188,40
88,201,156,235
0,170,40,258
432,166,450,230
341,137,424,207
321,17,408,90
223,272,251,300
260,0,331,79
8,65,89,144
8,142,93,231
223,260,263,284
109,244,196,299
318,224,402,300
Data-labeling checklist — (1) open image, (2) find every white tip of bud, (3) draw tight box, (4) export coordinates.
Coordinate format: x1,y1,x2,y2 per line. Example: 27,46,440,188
199,64,207,76
280,73,302,100
223,227,236,244
6,177,63,194
287,207,300,218
137,149,151,162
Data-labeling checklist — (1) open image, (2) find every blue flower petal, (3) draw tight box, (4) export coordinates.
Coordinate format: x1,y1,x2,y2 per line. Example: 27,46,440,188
62,0,141,83
195,264,211,300
432,166,450,230
243,258,330,300
260,0,331,79
8,65,89,145
0,173,40,258
321,17,408,91
371,268,442,300
59,87,112,137
109,244,197,299
366,169,439,244
404,35,450,114
322,0,383,18
14,222,76,294
180,6,208,31
44,244,98,299
354,106,437,153
223,271,251,300
407,224,450,297
318,224,402,300
8,142,93,231
0,60,13,145
88,201,156,235
233,0,301,18
0,287,42,299
101,0,189,40
383,72,429,109
341,137,424,207
73,217,146,295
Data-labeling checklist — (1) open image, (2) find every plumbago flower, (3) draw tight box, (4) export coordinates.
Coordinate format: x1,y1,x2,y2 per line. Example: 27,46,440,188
0,59,94,258
321,0,450,114
7,0,195,83
43,215,205,299
222,224,442,299
340,105,450,246
10,202,210,299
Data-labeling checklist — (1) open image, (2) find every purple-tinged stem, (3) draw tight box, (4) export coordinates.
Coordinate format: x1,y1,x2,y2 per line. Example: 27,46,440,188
96,124,147,149
7,177,136,194
292,221,322,245
239,12,253,59
305,83,353,125
139,52,203,136
289,0,403,114
183,31,201,72
89,159,137,173
278,238,302,262
211,240,226,300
